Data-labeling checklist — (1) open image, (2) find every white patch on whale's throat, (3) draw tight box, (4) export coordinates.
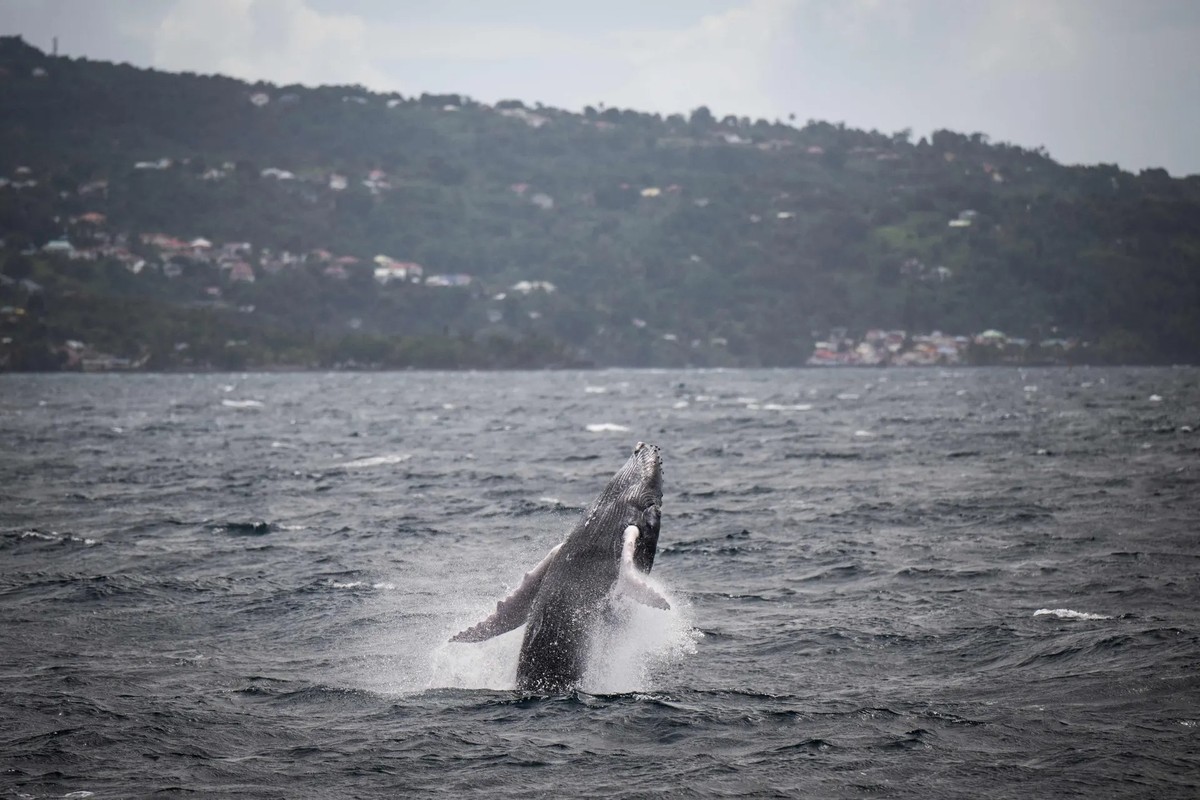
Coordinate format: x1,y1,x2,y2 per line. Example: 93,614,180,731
622,524,640,565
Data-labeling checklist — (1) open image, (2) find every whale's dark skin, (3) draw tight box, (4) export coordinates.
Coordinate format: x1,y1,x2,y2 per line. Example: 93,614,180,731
451,442,669,692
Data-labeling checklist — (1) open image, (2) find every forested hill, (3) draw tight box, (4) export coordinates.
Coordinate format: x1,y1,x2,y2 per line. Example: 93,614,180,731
1,34,1198,370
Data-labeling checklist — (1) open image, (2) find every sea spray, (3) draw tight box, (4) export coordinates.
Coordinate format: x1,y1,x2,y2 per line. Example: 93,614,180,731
583,589,700,695
419,581,697,694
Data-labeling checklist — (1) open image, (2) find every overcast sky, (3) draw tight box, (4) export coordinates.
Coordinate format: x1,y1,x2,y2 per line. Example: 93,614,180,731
3,0,1198,175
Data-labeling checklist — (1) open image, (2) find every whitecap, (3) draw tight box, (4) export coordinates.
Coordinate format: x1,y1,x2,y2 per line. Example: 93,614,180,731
584,386,608,394
586,423,630,433
1034,608,1112,620
220,399,263,408
329,581,365,590
853,430,875,438
338,454,411,469
753,403,813,412
673,400,689,409
1149,394,1163,403
837,393,860,401
20,531,97,546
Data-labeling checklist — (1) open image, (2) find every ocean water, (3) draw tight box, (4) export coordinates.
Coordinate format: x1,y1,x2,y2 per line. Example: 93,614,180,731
1,367,1198,798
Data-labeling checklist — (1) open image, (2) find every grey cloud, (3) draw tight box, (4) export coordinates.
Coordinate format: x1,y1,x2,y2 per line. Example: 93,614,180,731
1,0,1197,174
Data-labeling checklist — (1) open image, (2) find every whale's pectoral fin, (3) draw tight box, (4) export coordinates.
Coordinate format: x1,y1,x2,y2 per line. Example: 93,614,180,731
620,571,671,610
618,524,671,610
450,543,562,643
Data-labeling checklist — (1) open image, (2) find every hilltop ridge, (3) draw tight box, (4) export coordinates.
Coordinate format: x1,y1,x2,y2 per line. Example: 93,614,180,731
1,35,1198,370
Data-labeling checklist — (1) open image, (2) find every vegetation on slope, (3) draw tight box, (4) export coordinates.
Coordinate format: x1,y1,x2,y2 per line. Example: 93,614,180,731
1,35,1197,370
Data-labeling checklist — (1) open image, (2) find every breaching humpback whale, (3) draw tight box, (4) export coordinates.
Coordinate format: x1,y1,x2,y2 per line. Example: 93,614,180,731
451,442,670,692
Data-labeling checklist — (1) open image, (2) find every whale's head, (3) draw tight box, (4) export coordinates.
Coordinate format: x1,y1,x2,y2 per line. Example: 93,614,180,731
604,441,663,572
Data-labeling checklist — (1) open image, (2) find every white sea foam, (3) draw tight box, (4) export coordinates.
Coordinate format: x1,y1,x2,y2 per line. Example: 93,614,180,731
586,423,629,433
20,530,97,546
427,629,523,691
584,385,608,394
1034,608,1112,620
583,587,699,695
746,403,813,412
338,454,411,469
220,399,263,408
328,580,394,591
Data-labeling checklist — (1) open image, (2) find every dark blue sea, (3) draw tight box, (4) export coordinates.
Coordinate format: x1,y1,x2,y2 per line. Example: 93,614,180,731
2,367,1198,798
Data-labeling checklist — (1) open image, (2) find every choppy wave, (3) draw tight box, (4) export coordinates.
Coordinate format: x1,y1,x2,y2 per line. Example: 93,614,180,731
1034,608,1114,621
6,529,99,547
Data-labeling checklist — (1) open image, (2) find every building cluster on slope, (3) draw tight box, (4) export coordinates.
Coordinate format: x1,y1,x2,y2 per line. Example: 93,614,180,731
808,329,969,366
807,328,1084,366
28,202,484,293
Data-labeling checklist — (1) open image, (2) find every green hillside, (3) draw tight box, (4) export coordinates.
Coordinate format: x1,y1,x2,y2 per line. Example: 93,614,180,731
1,35,1198,370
